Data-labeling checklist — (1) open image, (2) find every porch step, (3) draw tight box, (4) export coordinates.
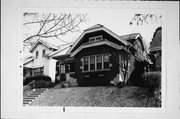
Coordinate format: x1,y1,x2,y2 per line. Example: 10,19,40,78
24,97,36,100
23,88,48,106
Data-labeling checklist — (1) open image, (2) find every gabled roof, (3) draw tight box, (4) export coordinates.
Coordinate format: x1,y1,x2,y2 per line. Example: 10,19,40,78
50,44,72,58
149,27,161,51
84,24,104,31
120,33,145,50
71,40,126,57
23,56,34,65
67,24,128,54
120,33,141,41
29,39,59,52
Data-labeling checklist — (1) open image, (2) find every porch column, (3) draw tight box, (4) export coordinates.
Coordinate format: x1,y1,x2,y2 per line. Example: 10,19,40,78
119,54,124,82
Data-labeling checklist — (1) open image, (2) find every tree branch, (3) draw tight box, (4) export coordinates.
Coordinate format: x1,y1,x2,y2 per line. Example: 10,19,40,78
23,13,87,45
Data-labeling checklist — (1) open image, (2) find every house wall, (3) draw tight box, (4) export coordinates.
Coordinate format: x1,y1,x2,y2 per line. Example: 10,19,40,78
70,46,146,86
48,58,57,82
73,45,122,86
126,45,146,86
31,43,53,76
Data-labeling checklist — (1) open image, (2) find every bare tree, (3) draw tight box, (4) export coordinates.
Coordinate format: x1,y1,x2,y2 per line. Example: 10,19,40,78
23,13,87,47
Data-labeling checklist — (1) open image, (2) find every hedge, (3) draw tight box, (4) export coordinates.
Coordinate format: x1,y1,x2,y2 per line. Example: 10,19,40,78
142,71,161,92
23,75,53,88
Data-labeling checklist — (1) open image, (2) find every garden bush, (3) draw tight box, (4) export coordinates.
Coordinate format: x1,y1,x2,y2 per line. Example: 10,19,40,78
142,71,161,107
23,75,53,88
142,71,161,91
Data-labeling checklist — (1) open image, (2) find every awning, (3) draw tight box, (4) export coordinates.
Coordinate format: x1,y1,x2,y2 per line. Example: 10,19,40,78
23,65,44,69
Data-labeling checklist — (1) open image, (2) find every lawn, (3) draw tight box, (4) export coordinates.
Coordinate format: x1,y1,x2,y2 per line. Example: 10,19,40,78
30,86,158,107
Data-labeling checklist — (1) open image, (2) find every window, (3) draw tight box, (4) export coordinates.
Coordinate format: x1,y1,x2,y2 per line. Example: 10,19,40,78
83,57,89,71
96,36,102,41
42,49,46,57
89,35,103,42
89,37,96,42
34,67,44,76
96,55,102,70
36,51,38,59
103,54,110,69
90,56,95,70
61,65,65,74
82,53,110,72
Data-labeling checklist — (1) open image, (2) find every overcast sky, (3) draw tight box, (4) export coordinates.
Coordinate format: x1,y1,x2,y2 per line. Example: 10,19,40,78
23,8,162,54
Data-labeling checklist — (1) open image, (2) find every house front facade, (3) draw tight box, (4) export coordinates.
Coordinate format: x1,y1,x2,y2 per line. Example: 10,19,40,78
23,39,58,82
149,27,162,71
51,24,149,86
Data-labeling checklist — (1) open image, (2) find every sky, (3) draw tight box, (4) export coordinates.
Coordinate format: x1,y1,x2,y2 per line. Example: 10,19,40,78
23,8,162,56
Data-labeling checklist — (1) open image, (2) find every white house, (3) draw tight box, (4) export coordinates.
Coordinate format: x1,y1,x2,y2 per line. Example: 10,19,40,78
23,39,59,82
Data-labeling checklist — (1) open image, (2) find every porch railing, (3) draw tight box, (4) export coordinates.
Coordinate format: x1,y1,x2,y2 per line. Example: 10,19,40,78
23,80,35,93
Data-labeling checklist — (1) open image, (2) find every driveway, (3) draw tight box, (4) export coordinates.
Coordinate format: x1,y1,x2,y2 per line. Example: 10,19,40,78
30,86,157,107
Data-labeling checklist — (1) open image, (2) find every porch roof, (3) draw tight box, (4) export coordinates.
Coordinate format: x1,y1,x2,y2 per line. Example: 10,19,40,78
24,65,44,69
23,57,34,65
50,45,71,59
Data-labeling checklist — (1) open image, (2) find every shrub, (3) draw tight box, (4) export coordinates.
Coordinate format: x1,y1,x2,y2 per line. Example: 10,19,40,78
142,71,161,107
142,71,161,90
35,80,54,88
23,75,52,88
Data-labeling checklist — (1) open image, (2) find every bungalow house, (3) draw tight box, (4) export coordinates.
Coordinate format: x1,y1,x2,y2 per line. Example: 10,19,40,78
50,24,149,86
23,39,59,82
149,27,162,71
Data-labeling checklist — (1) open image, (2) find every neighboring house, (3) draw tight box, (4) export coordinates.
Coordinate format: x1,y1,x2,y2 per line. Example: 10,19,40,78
149,27,162,71
23,39,58,82
51,24,149,86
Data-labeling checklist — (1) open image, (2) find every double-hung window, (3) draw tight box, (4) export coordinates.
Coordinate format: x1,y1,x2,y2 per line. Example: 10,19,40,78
83,57,89,71
90,56,95,70
42,49,46,57
96,55,102,70
103,54,110,69
36,51,38,59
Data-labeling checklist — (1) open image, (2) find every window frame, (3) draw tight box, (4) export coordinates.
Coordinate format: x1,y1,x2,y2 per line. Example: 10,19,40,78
89,35,103,43
36,51,39,59
83,56,89,71
82,53,110,72
42,49,46,57
103,54,110,69
90,56,95,71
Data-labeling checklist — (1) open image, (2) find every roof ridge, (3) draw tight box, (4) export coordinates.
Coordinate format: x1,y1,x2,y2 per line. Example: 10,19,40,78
39,39,59,48
120,33,140,37
84,24,104,31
